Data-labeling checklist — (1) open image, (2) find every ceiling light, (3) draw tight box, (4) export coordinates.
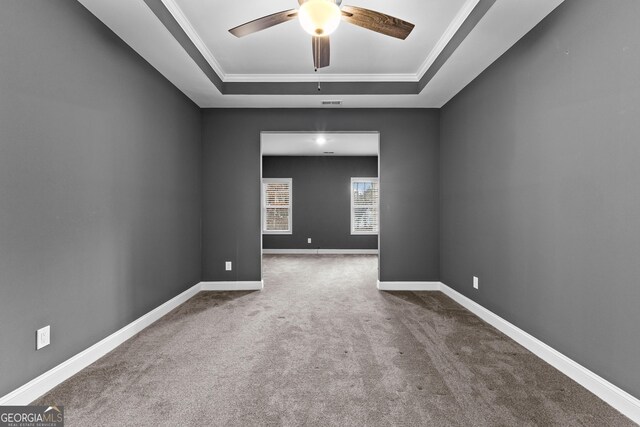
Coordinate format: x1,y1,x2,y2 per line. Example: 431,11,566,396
316,136,327,145
298,0,342,37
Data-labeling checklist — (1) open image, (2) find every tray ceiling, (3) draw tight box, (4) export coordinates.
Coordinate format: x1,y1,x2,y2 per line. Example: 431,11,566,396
77,0,565,107
175,0,468,77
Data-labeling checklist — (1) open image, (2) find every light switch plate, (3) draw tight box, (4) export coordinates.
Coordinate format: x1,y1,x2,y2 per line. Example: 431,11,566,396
36,325,50,350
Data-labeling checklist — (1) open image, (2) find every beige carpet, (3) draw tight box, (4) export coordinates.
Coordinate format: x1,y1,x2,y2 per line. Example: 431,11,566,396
35,255,633,426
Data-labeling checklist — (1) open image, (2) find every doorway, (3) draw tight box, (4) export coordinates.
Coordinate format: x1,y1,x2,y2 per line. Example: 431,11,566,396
260,131,380,284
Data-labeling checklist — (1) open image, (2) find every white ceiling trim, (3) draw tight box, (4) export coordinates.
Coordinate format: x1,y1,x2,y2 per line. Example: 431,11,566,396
223,73,418,83
419,0,565,107
78,0,219,105
79,0,565,108
159,0,481,84
160,0,227,81
414,0,480,80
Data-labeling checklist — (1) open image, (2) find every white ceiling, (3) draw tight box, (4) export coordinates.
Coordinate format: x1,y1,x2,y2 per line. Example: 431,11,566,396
77,0,565,107
262,132,379,156
174,0,467,77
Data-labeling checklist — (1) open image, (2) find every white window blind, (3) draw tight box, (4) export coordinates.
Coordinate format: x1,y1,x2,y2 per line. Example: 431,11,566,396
351,178,379,234
263,178,292,234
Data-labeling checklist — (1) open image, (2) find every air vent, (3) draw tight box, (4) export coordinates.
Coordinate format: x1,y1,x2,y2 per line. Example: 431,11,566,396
321,100,343,106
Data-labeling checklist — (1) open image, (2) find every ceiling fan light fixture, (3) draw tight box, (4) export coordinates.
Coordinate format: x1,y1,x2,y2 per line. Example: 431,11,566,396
298,0,341,36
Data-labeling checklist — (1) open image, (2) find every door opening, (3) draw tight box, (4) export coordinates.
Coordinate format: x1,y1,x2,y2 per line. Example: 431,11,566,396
259,132,380,287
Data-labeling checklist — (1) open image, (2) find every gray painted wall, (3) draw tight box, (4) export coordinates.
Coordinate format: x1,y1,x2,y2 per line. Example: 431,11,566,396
262,156,378,250
440,0,640,398
0,1,202,397
202,109,439,282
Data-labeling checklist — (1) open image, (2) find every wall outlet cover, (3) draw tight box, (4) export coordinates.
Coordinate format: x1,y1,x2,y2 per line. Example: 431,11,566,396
36,325,50,350
307,238,312,244
225,261,232,271
473,276,479,290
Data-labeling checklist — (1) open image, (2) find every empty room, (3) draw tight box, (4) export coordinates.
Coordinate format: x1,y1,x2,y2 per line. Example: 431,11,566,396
1,0,639,425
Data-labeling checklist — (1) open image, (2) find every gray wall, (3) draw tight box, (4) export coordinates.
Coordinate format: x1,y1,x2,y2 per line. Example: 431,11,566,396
202,109,439,282
440,0,640,398
0,1,202,397
262,156,378,250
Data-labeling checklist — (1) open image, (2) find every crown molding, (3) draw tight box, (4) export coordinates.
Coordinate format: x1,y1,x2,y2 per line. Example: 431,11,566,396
159,0,227,80
415,0,480,80
223,73,418,83
158,0,482,85
81,0,565,106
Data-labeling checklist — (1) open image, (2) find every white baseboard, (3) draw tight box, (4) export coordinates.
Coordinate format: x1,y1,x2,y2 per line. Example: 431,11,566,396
318,249,378,255
4,278,637,423
438,282,640,424
0,279,263,406
262,249,319,254
263,249,378,255
377,280,441,291
200,281,264,291
0,282,202,406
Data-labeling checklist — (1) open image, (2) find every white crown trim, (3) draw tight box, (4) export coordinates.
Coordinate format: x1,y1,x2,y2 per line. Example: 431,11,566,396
160,0,227,80
223,73,419,83
415,0,481,81
158,0,482,84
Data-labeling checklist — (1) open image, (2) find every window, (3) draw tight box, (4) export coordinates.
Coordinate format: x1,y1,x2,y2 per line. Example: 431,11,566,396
262,178,292,234
351,177,379,234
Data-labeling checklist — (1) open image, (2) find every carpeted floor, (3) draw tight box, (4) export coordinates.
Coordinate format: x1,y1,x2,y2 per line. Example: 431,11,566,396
35,255,633,426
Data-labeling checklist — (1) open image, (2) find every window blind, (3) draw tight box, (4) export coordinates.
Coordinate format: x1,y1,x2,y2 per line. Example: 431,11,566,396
263,178,292,233
351,178,379,234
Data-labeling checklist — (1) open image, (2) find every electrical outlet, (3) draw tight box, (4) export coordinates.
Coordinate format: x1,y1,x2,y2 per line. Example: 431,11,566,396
473,276,479,290
36,325,50,350
225,261,232,271
307,238,312,244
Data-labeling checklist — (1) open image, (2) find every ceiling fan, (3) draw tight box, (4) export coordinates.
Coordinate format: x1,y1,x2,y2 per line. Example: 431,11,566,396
229,0,415,71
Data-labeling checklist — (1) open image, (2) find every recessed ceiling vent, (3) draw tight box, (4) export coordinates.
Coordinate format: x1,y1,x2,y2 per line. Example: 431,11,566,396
321,100,343,106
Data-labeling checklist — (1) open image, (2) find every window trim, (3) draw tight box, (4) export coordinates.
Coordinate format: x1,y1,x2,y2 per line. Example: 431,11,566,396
350,177,379,235
262,178,293,235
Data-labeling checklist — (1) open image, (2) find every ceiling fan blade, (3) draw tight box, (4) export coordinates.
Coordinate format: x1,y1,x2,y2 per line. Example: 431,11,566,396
312,36,330,69
229,9,298,37
340,5,414,40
